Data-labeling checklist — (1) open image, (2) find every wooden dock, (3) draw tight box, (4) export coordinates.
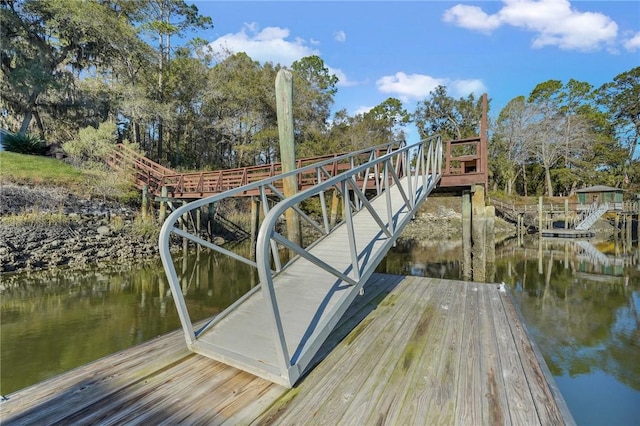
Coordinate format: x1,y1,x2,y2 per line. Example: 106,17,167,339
0,274,574,425
541,229,595,238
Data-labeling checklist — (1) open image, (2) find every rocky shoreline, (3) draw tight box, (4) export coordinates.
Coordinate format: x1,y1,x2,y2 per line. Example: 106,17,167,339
0,184,163,273
0,184,524,275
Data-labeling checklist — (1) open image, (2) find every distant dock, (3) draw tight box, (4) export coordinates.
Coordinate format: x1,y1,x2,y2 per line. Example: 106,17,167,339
541,229,595,238
0,274,574,425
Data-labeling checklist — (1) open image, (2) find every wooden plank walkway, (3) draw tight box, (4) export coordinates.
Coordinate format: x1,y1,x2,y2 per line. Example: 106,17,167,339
0,274,574,425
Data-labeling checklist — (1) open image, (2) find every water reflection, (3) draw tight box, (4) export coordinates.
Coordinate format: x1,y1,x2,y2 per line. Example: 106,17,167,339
380,236,640,425
2,236,639,424
0,246,256,395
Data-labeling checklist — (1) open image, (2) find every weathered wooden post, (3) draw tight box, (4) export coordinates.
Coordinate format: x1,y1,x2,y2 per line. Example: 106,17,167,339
538,196,543,234
182,200,188,253
141,184,149,220
564,198,569,229
462,190,472,281
208,202,215,238
471,184,486,282
276,69,302,253
159,186,168,223
329,189,340,228
250,196,261,259
485,205,496,282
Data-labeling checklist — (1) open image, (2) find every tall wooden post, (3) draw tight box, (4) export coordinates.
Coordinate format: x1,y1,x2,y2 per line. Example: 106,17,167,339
462,190,472,281
485,205,496,282
159,186,168,223
250,197,261,259
471,185,486,282
276,69,302,253
141,184,149,220
564,198,569,229
330,189,340,228
538,196,543,234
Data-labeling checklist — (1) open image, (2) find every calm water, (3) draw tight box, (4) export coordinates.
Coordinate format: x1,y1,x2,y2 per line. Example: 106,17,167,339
1,237,639,425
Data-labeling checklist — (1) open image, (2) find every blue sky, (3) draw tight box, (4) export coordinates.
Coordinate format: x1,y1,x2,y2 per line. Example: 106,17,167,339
189,1,639,130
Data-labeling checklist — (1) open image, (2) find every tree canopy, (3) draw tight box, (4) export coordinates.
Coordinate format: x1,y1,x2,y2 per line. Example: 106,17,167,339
1,0,638,196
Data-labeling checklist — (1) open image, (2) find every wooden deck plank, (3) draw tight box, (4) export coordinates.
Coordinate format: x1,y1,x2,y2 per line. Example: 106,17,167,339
500,291,572,425
398,279,466,425
478,282,510,426
489,286,540,424
454,281,482,425
255,276,432,425
340,278,454,426
0,327,194,424
1,275,573,426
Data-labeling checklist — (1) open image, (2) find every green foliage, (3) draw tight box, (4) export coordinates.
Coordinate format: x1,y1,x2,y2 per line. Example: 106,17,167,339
62,122,118,166
0,151,86,189
414,85,484,140
1,133,47,155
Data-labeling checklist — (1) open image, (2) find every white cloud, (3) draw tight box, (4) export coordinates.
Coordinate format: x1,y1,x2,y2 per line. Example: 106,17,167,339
377,72,446,102
376,72,486,102
442,5,501,34
443,0,618,52
624,32,640,52
328,66,358,87
450,79,488,97
208,22,319,66
334,30,347,43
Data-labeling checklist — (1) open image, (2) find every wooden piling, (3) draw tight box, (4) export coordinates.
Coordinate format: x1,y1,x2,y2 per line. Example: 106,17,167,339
564,198,569,229
141,184,149,220
462,190,472,281
471,185,486,282
485,205,496,282
159,186,168,223
330,189,340,228
538,196,543,234
250,197,261,259
275,69,302,252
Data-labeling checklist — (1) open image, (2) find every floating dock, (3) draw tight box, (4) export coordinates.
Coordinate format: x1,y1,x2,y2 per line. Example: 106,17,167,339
541,229,595,238
0,274,574,425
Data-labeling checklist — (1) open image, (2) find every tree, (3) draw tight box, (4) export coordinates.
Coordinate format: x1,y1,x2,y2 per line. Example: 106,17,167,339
0,0,139,137
414,85,484,141
290,55,338,156
492,96,536,195
138,0,213,160
203,53,276,168
597,67,640,165
527,80,595,196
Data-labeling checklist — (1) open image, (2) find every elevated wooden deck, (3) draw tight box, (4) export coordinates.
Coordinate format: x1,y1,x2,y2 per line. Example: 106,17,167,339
1,274,574,425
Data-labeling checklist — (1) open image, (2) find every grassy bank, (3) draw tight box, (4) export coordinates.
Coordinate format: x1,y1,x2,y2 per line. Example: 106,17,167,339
0,152,87,190
0,152,139,204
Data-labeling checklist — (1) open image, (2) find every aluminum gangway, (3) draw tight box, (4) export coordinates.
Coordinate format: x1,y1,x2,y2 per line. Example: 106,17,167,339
159,136,442,387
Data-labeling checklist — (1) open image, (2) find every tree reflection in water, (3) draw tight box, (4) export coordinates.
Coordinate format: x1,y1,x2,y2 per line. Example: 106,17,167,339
0,244,257,395
380,235,640,424
2,236,638,423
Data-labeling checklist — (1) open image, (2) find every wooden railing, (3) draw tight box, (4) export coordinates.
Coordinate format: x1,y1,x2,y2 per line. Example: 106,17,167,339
108,144,403,199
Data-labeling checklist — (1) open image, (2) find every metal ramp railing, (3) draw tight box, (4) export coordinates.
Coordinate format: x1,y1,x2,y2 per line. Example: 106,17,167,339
159,135,442,387
575,202,609,230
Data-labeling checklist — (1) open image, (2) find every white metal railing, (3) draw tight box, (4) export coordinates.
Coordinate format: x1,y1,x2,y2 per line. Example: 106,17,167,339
575,202,609,230
159,135,442,384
